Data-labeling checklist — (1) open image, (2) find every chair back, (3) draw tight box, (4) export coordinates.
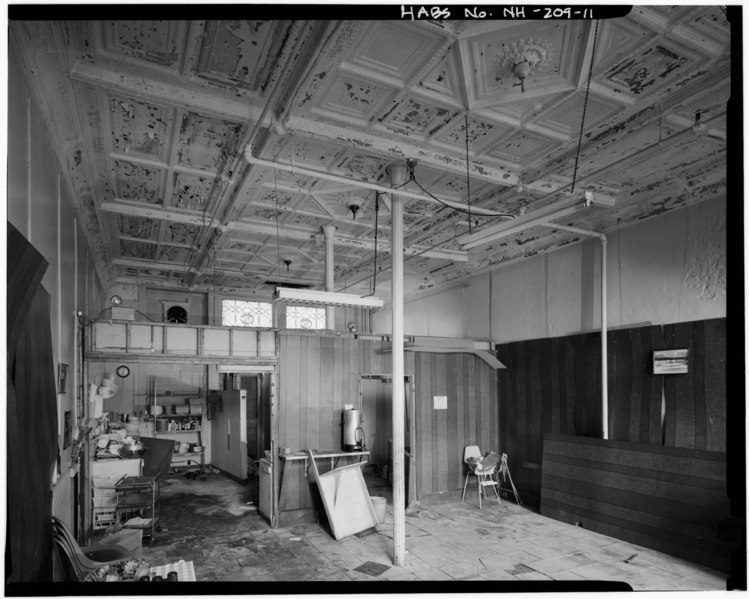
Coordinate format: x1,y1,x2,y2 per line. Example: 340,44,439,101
51,517,135,581
463,445,482,463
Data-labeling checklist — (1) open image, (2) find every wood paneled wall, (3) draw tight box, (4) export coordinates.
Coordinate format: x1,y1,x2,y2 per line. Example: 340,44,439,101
540,434,734,572
497,318,727,506
277,333,498,509
414,352,498,496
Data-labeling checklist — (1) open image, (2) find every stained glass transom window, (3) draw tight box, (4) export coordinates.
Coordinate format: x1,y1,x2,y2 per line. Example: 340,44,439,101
222,300,273,327
286,305,326,330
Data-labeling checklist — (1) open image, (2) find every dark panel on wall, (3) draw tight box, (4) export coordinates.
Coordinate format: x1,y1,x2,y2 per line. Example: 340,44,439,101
541,434,734,572
608,325,665,444
497,319,726,507
663,319,727,452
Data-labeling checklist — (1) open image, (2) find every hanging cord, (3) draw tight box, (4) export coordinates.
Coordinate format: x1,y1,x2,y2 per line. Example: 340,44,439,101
400,160,513,219
369,191,380,296
465,113,473,233
570,20,600,195
274,170,282,278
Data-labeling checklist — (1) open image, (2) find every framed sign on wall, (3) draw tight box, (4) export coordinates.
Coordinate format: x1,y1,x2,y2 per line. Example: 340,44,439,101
652,349,689,374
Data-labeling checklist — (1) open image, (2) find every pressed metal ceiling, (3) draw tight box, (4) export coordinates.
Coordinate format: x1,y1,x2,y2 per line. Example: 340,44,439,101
10,9,730,301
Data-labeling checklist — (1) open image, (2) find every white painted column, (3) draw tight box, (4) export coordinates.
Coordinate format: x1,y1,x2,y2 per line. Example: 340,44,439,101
387,162,408,567
323,225,336,330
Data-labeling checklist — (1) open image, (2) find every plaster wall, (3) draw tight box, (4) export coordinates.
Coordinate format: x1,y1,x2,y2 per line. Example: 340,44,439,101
372,196,726,343
7,45,101,523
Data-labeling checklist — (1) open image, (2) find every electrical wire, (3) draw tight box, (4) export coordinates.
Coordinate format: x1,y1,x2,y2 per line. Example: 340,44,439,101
338,209,517,293
369,191,380,296
274,170,282,279
398,161,514,219
464,113,472,233
571,20,600,194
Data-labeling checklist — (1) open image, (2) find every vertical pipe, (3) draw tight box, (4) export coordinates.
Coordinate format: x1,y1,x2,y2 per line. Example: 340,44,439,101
387,162,407,566
539,222,608,439
323,225,336,330
600,236,608,439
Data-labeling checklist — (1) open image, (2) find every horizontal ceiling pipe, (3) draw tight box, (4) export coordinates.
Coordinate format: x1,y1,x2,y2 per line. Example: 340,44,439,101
242,151,509,217
460,112,726,249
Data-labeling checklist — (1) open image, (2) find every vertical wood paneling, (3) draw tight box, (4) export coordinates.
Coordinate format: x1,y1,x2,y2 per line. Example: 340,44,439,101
446,355,458,489
307,337,321,451
498,319,725,508
703,319,726,452
430,353,439,492
455,354,466,488
692,321,707,450
644,325,665,445
319,337,335,452
548,337,560,434
437,355,449,492
610,329,632,441
561,335,576,434
418,352,432,495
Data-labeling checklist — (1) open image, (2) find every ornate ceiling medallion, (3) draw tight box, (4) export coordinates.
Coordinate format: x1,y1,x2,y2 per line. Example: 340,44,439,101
495,38,554,92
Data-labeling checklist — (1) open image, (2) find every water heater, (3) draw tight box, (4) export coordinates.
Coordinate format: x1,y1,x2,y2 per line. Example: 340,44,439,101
342,409,365,451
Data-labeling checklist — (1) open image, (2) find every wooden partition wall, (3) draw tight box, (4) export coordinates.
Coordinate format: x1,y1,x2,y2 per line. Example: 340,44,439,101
276,332,499,512
496,318,727,506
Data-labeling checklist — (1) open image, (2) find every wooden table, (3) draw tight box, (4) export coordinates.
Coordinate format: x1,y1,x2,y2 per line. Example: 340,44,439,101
276,450,370,526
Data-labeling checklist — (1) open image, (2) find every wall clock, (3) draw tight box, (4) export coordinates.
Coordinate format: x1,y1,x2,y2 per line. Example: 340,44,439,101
116,365,130,378
166,305,188,323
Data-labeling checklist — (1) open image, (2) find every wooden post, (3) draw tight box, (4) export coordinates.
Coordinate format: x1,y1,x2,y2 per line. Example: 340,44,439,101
387,162,407,567
323,225,336,330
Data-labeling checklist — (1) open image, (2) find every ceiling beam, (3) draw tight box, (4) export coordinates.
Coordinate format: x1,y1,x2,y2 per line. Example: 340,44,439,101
284,115,520,187
100,201,466,261
70,61,265,124
243,153,512,217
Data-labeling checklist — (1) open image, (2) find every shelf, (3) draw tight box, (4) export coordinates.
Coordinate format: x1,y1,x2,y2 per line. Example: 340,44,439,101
155,429,201,434
152,414,202,419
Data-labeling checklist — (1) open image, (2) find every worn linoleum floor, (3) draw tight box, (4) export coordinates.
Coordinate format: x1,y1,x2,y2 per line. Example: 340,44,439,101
138,468,729,591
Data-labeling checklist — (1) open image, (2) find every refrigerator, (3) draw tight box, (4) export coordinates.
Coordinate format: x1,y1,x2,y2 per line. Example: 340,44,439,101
209,390,247,480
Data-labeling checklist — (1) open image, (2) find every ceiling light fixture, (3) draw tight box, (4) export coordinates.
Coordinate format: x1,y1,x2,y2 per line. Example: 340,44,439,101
495,38,553,94
348,203,360,220
274,287,384,310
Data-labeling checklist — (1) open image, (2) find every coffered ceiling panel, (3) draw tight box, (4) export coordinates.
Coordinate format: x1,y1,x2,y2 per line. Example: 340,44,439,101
342,21,447,84
195,20,284,90
10,10,732,301
115,160,164,204
467,21,587,104
104,20,186,69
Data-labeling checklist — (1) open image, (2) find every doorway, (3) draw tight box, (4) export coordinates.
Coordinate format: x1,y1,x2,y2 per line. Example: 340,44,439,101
238,374,272,474
359,374,416,505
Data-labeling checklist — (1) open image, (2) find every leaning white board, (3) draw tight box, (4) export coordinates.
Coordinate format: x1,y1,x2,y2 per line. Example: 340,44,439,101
307,450,377,540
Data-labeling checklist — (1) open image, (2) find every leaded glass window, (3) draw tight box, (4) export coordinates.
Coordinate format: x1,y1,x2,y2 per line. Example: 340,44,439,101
222,299,272,327
286,305,326,329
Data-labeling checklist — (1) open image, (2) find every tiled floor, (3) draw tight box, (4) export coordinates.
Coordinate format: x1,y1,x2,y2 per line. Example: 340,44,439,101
135,469,729,590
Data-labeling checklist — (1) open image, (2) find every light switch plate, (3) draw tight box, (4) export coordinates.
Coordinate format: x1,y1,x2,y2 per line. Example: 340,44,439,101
433,395,447,410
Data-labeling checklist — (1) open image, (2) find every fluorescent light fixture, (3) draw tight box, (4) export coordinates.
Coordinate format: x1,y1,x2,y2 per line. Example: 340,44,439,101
274,287,384,310
459,200,587,250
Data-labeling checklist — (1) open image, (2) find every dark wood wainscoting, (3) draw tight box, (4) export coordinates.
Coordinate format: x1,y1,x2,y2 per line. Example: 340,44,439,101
497,318,727,506
540,434,734,572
